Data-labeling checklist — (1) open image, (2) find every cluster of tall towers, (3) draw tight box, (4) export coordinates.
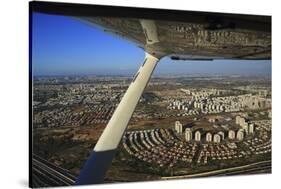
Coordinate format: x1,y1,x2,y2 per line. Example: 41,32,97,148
174,118,255,143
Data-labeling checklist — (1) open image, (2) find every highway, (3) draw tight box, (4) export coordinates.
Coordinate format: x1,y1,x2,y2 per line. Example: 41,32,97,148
31,153,271,187
161,160,271,180
31,154,77,187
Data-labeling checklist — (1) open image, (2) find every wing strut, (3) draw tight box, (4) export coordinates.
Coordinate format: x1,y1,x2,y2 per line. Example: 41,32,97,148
75,52,159,185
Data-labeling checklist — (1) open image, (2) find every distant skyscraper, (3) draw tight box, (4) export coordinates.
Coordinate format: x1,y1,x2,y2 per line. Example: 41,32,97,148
185,128,192,141
175,121,183,133
237,129,244,141
213,134,221,143
218,131,225,140
249,123,255,134
195,130,201,142
206,132,212,142
228,130,236,140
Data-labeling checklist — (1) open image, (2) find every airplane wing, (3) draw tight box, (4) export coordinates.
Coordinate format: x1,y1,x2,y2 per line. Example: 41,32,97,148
75,16,271,60
31,1,271,60
30,1,271,186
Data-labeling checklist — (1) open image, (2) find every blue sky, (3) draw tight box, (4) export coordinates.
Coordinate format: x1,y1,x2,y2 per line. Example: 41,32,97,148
32,13,271,76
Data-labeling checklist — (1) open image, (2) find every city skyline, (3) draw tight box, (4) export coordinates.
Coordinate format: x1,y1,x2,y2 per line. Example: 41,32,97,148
32,13,271,76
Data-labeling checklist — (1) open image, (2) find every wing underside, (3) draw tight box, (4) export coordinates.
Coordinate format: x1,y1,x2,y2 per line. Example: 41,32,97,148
76,16,271,60
32,1,271,60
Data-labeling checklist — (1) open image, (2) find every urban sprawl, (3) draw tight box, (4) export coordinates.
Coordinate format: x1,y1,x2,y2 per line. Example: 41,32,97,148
33,75,271,181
